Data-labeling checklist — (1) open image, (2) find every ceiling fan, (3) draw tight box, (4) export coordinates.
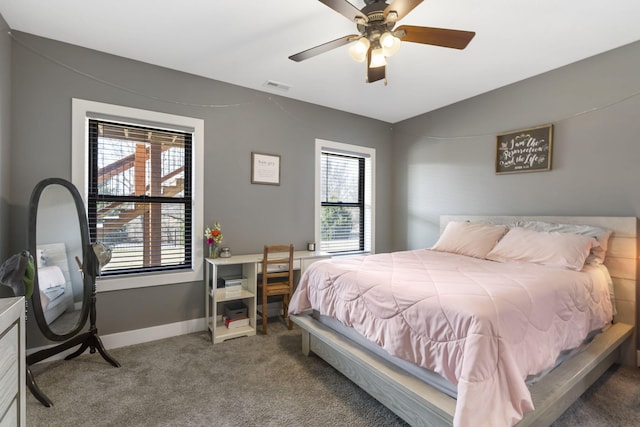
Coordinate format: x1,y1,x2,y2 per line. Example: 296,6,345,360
289,0,475,84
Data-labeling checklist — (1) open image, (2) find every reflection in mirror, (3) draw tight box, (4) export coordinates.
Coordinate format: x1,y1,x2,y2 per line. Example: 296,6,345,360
35,184,85,337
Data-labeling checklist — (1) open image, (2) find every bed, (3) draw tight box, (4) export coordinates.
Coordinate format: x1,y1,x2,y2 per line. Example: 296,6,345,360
289,216,637,427
36,243,75,325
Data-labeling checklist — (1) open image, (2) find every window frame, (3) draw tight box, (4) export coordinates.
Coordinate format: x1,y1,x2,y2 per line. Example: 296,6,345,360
315,139,375,255
72,99,204,292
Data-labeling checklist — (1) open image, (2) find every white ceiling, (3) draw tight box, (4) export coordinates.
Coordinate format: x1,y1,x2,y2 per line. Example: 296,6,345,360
2,0,640,123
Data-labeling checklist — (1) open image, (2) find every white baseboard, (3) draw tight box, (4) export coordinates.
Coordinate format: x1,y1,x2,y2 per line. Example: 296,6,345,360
27,317,207,363
28,305,284,363
101,317,207,349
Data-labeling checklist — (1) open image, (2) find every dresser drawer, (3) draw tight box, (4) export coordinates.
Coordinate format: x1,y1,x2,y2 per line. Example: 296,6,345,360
0,323,18,420
0,398,17,427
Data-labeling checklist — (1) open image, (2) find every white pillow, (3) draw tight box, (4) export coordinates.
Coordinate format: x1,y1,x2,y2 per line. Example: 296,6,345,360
513,220,612,262
431,221,508,259
486,227,600,271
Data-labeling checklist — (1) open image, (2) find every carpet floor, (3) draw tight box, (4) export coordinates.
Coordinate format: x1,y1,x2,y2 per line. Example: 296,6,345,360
26,323,640,426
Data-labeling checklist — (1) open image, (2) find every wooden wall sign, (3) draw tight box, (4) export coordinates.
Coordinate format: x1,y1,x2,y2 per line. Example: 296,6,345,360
496,124,553,174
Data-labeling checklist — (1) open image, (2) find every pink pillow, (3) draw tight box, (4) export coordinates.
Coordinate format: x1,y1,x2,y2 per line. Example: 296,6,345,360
513,220,612,262
486,227,600,271
431,221,508,259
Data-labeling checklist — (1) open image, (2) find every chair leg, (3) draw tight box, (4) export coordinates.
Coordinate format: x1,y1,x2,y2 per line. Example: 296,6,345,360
262,291,268,335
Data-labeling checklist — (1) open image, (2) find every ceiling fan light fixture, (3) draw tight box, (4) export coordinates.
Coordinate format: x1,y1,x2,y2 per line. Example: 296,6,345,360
369,47,386,68
288,0,476,84
380,31,401,57
348,37,370,62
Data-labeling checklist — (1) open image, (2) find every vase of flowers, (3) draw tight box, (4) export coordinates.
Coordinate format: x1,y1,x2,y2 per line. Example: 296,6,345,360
205,222,224,258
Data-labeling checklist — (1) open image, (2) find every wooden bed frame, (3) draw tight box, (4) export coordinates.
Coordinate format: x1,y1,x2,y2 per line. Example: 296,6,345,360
291,216,637,426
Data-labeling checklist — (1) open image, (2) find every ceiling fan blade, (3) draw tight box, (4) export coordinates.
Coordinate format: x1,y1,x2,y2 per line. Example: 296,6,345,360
396,25,475,49
384,0,424,21
318,0,368,23
289,34,359,62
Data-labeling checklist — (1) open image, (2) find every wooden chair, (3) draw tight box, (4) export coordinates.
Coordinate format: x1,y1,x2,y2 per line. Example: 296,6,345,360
257,244,294,335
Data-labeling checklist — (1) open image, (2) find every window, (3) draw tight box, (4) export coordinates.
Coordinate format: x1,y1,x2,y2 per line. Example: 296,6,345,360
88,120,192,275
72,99,204,291
315,139,374,254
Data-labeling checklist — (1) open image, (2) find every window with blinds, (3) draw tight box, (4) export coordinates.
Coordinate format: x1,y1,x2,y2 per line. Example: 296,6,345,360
320,152,365,253
88,120,192,275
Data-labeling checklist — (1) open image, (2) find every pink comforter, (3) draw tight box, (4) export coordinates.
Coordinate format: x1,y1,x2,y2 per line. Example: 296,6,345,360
289,250,612,427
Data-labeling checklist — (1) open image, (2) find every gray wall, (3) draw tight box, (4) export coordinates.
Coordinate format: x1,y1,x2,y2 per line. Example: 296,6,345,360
393,40,640,250
8,28,640,348
9,32,393,347
0,14,10,261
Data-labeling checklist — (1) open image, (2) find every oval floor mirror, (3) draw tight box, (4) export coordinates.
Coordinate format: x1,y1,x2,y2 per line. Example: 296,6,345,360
26,177,120,407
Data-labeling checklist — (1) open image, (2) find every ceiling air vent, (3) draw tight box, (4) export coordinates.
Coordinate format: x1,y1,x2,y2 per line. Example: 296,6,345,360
263,80,291,92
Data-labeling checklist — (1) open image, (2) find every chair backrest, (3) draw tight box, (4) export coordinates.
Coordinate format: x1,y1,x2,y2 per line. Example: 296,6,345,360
261,244,294,289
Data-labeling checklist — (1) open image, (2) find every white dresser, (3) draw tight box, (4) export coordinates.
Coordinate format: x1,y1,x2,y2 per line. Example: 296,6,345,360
0,297,25,427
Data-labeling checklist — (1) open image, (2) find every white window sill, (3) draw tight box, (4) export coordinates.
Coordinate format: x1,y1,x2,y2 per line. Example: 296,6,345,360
96,267,202,292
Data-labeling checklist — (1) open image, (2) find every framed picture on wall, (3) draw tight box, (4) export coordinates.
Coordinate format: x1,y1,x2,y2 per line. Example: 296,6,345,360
251,152,281,185
495,124,553,174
